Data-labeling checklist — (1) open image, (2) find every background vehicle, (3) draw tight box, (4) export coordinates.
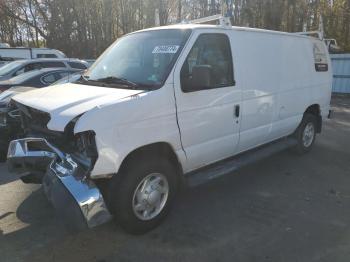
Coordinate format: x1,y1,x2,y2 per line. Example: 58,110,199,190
0,47,66,59
0,43,10,48
0,67,83,160
0,58,88,81
6,20,332,234
0,68,81,92
50,71,83,85
324,38,342,53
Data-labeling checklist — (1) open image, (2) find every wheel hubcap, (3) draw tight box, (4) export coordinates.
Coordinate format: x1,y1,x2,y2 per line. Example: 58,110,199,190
132,173,169,221
302,122,315,147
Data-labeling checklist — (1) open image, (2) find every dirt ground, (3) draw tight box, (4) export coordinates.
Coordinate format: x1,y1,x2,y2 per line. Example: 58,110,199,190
0,95,350,262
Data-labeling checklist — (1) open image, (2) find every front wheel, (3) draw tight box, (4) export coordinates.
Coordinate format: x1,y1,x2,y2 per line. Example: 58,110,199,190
107,157,179,234
293,113,317,154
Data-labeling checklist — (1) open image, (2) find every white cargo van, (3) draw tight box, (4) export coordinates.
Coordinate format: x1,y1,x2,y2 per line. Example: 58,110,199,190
6,19,332,234
0,47,66,60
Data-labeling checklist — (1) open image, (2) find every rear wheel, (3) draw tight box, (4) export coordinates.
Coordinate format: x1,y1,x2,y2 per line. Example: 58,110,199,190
293,113,317,154
107,156,179,234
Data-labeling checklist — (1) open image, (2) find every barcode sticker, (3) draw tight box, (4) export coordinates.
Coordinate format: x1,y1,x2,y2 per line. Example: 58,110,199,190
152,45,180,54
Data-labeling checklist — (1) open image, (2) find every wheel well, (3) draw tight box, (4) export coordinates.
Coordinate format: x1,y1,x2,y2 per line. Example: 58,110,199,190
119,142,184,180
304,104,322,132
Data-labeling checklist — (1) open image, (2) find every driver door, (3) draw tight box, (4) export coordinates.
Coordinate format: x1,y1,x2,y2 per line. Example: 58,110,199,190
173,31,241,173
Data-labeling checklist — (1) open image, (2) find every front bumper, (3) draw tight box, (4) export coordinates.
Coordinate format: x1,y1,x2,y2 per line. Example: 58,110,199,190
7,138,112,230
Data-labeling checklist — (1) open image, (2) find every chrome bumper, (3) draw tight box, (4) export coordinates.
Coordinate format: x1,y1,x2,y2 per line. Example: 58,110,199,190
7,138,112,230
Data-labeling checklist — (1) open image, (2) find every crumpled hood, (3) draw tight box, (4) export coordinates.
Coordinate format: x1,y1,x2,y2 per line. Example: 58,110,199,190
12,83,145,131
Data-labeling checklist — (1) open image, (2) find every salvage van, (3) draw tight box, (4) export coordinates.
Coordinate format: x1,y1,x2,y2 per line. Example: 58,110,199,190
5,17,332,234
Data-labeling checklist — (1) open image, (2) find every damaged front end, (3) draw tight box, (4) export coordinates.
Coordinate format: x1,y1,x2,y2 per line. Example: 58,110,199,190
6,102,112,231
7,137,112,230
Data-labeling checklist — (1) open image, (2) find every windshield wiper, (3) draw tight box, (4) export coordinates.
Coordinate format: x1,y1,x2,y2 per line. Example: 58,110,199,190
95,76,138,88
77,75,155,90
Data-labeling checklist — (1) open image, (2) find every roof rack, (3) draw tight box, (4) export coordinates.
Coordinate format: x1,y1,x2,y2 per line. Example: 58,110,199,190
183,14,232,28
293,31,323,40
293,16,324,40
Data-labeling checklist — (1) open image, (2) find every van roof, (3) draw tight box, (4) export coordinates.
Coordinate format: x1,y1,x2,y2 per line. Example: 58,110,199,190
136,23,320,41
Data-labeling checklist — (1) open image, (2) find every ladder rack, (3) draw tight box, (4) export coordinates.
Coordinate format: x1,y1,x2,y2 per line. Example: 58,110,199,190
293,31,323,40
183,14,232,28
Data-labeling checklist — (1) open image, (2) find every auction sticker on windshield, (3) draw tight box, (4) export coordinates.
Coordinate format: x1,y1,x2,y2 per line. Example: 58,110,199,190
152,45,180,54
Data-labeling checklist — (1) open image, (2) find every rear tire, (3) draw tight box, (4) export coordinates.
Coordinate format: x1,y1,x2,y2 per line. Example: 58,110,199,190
107,156,179,234
293,113,317,154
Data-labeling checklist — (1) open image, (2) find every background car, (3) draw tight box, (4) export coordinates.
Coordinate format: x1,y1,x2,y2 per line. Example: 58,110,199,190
0,67,81,93
50,71,83,85
0,58,89,81
0,67,82,161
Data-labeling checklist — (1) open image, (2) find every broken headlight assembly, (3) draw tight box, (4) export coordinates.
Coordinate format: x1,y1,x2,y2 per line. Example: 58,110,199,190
73,131,98,171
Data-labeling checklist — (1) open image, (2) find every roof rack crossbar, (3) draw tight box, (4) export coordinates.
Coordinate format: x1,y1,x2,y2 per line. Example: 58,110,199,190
293,31,323,40
183,14,232,28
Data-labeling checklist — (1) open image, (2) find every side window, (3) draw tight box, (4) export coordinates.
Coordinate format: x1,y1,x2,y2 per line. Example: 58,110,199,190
55,71,69,79
68,62,87,69
181,34,234,92
41,73,57,84
41,61,66,68
37,54,57,58
14,63,41,76
24,63,42,72
313,42,328,72
14,67,25,76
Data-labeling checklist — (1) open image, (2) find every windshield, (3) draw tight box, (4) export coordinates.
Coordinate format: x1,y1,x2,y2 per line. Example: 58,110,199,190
0,61,23,76
84,29,192,89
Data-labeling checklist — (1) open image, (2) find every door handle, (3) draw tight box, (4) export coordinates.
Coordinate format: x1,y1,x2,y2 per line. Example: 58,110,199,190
234,105,240,118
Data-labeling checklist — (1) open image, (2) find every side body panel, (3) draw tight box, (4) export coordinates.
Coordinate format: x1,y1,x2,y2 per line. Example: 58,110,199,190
231,30,332,154
74,84,186,179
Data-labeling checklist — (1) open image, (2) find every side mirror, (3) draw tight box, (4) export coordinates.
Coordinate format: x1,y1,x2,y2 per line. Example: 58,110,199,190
182,65,212,92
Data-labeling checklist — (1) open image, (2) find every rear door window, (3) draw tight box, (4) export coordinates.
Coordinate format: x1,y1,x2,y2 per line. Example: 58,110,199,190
14,62,41,76
55,71,69,80
40,61,66,68
41,72,58,84
313,41,328,72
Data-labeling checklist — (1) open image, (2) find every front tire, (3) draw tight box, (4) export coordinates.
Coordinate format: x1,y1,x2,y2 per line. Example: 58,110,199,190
293,113,317,154
107,156,179,234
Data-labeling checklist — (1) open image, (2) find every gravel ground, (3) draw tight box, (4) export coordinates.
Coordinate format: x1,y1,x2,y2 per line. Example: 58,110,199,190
0,95,349,262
